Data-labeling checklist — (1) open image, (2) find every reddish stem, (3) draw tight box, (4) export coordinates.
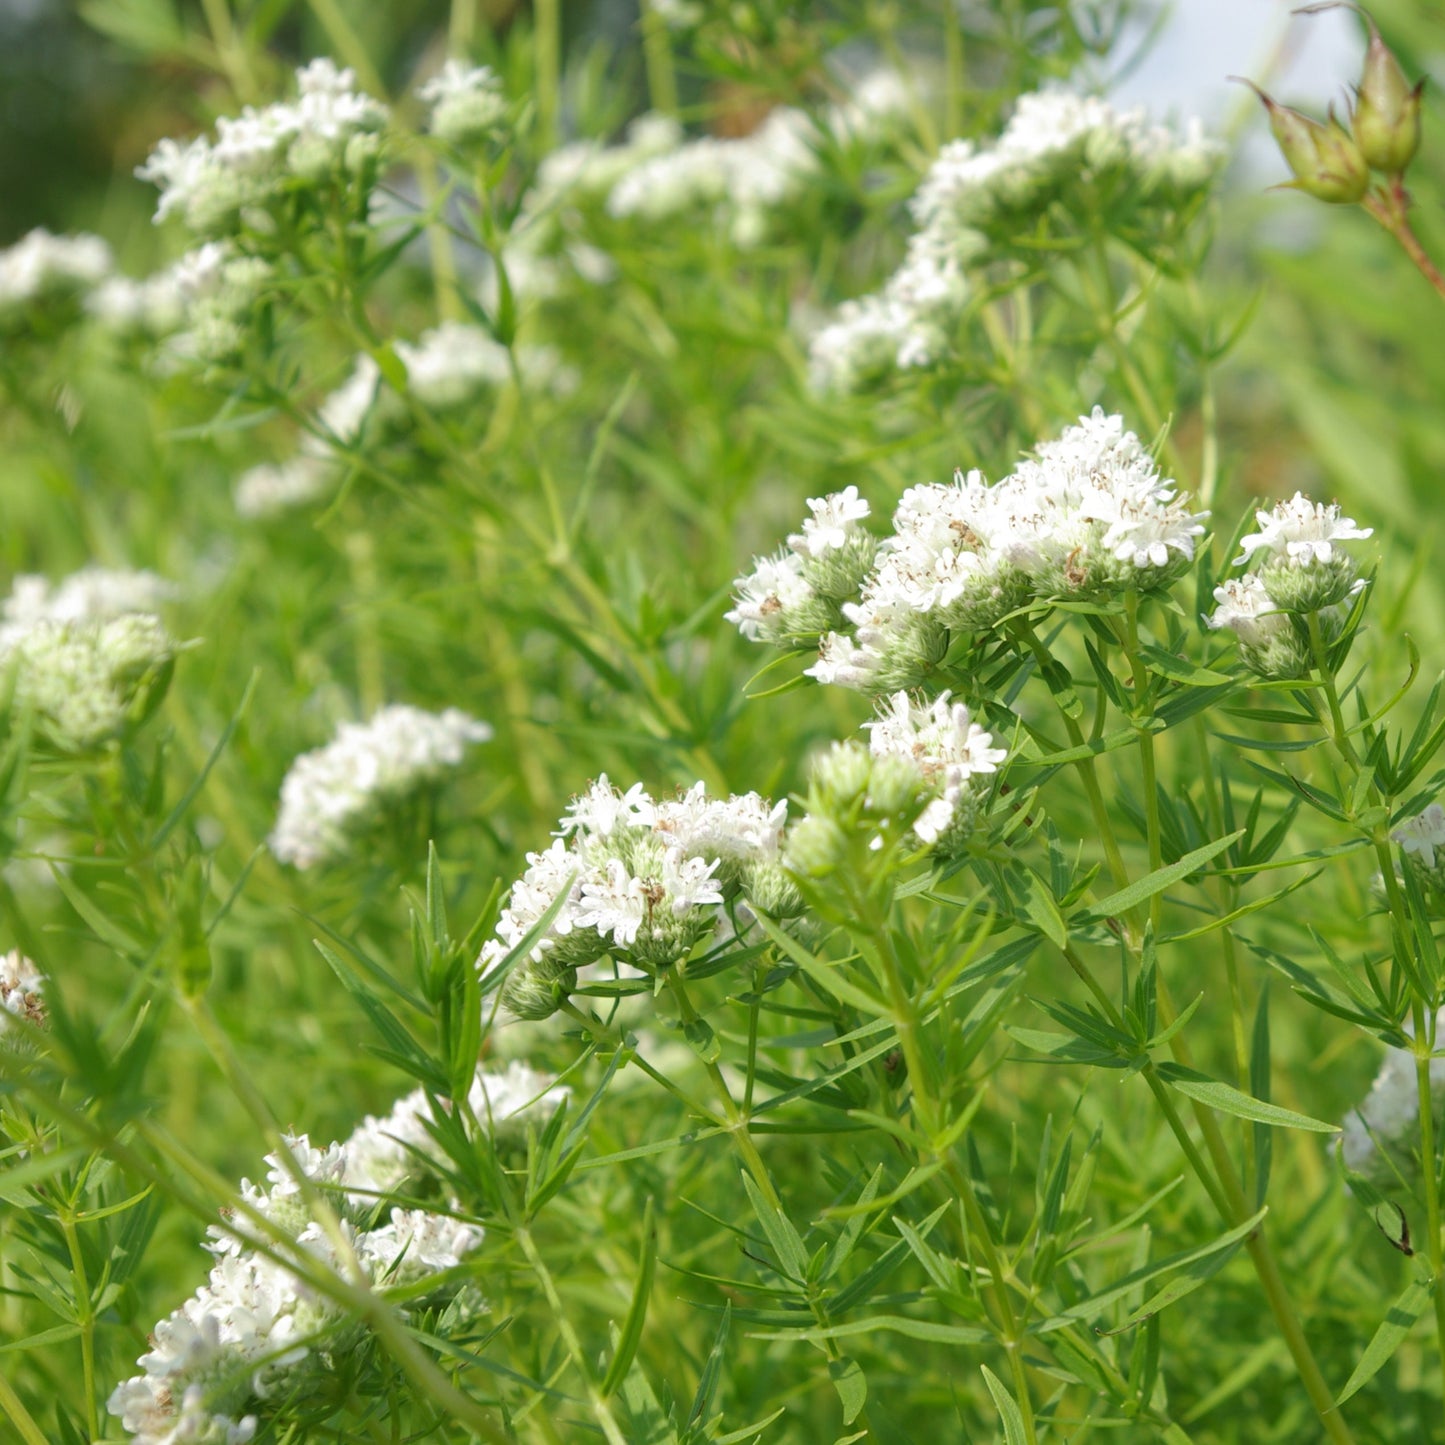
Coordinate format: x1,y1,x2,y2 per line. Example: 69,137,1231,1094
1362,177,1445,303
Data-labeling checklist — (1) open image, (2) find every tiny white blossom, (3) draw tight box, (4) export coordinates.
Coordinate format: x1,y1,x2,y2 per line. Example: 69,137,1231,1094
558,774,657,840
788,486,871,559
726,551,817,644
1340,1008,1445,1178
1392,804,1445,871
1207,574,1289,648
1234,492,1372,568
234,455,332,518
418,61,507,145
0,950,43,1028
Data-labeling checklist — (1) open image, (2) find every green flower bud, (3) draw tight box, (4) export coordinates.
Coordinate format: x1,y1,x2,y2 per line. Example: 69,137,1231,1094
502,960,577,1020
1353,18,1424,174
784,814,848,878
810,740,874,810
1238,630,1313,683
1257,554,1361,614
742,859,804,918
1233,79,1369,203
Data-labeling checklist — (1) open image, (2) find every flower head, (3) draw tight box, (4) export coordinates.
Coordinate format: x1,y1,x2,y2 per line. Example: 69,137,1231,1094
269,706,491,869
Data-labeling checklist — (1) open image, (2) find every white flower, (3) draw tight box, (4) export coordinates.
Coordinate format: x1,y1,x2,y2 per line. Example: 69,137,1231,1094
577,856,649,947
864,691,1007,847
109,1064,500,1445
1234,493,1372,568
314,354,386,448
1392,804,1445,871
0,950,43,1028
396,322,511,408
234,455,332,518
343,1062,568,1201
0,229,112,327
0,614,176,752
653,784,789,865
2,567,174,640
269,706,491,869
558,774,656,841
137,60,388,233
1340,1008,1445,1178
1207,574,1289,648
418,61,507,146
788,486,871,559
808,92,1219,394
726,551,817,644
660,849,725,912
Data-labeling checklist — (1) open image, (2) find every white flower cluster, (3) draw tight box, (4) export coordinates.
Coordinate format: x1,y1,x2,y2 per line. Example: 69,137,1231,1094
396,322,511,407
808,90,1220,394
89,242,274,365
137,60,389,234
865,691,1008,848
108,1060,559,1445
344,1061,567,1202
1,568,178,752
1208,493,1373,679
0,229,113,330
418,61,507,147
1,567,174,643
269,705,491,869
731,411,1206,693
1340,1008,1445,1183
607,74,911,247
480,777,794,1018
787,691,1007,871
0,949,44,1030
725,485,877,646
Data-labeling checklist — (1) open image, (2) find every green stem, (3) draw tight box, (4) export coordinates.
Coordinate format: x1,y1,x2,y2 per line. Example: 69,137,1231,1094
1061,948,1356,1443
59,1213,99,1439
198,0,256,99
534,0,561,152
843,881,1039,1444
1408,995,1445,1373
1123,596,1165,933
305,0,386,96
1363,180,1445,304
515,1226,631,1445
665,972,878,1432
0,1373,47,1445
640,0,679,117
448,0,477,53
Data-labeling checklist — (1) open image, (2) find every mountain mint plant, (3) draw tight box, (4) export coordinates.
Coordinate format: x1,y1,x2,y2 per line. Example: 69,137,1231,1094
3,4,1445,1444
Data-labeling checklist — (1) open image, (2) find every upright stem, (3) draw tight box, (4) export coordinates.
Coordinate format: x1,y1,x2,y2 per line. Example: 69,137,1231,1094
640,0,679,117
1123,596,1165,932
59,1212,99,1439
665,973,876,1432
843,882,1039,1444
516,1226,631,1445
0,1373,47,1445
534,0,561,152
1061,947,1356,1443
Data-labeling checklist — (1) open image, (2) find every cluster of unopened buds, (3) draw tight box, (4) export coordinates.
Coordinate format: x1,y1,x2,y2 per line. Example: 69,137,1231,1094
1234,4,1445,305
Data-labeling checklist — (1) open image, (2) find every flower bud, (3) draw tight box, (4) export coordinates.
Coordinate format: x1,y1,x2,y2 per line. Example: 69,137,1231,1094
1353,20,1424,174
501,960,576,1020
783,814,848,878
1233,80,1370,203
